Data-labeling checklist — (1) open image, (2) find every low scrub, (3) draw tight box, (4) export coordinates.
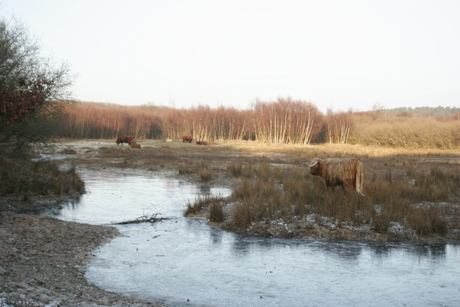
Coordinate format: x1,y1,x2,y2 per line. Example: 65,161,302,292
0,155,85,210
222,163,459,239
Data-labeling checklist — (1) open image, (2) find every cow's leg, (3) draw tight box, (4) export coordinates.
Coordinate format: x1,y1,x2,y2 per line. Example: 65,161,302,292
343,180,354,194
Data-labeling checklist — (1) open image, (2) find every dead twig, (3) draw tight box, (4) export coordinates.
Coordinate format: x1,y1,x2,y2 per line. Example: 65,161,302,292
112,213,168,225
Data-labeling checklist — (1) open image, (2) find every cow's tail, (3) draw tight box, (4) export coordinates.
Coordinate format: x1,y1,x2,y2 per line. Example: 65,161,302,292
355,161,365,196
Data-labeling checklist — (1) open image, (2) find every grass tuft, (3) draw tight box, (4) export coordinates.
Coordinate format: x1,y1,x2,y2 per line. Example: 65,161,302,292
198,163,212,182
184,195,227,219
210,202,225,222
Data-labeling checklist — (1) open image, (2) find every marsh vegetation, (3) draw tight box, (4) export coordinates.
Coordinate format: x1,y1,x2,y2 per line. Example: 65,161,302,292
59,139,460,242
0,155,85,212
221,161,459,240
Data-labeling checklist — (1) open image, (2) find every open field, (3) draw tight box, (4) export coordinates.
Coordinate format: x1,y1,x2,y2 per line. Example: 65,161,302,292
54,139,460,242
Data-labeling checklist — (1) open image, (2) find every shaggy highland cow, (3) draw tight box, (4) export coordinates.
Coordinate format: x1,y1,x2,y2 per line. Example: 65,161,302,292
306,158,364,195
129,141,141,148
182,135,193,143
116,135,133,145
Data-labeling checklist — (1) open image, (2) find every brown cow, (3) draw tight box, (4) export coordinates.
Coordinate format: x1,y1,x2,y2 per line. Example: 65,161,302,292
129,141,141,148
116,135,133,145
306,158,364,195
182,135,193,143
196,141,208,145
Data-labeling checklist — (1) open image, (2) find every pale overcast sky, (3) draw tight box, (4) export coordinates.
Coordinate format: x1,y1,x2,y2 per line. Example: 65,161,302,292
2,0,459,113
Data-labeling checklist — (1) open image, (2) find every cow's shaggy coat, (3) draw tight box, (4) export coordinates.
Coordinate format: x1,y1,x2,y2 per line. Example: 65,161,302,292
307,158,364,195
129,141,141,148
182,135,193,143
116,135,133,145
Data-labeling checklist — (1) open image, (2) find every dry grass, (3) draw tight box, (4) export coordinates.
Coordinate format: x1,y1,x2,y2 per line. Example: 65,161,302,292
349,116,460,149
185,195,227,220
0,155,85,211
223,161,459,238
198,163,212,182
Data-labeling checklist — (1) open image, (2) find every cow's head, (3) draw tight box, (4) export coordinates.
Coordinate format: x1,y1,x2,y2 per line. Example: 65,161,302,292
306,158,321,175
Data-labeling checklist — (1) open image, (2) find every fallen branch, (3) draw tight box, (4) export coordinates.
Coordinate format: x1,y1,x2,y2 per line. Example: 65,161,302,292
112,213,168,225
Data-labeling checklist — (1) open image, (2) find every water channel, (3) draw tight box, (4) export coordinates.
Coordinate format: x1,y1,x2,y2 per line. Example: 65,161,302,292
46,169,460,307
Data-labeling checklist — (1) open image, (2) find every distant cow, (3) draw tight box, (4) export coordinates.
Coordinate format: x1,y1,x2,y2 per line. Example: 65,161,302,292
116,135,133,145
129,141,141,148
196,141,208,145
306,158,364,195
182,135,193,143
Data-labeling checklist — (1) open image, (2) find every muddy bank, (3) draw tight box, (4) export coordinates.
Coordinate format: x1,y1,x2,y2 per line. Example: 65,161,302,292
0,211,159,306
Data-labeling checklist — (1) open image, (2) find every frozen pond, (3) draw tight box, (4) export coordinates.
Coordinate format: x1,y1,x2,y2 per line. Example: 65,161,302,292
48,170,460,307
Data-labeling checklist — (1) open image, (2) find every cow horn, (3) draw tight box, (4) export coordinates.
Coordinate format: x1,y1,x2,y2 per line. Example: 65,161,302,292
308,159,319,167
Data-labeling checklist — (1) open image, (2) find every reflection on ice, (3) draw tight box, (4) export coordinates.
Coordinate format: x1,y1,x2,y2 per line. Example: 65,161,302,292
49,170,459,307
49,170,230,225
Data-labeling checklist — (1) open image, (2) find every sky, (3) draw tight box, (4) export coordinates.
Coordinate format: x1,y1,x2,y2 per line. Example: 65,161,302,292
1,0,459,113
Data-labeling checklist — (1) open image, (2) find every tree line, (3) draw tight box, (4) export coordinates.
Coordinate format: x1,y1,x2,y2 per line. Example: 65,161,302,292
57,98,340,144
384,106,460,117
57,99,460,149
